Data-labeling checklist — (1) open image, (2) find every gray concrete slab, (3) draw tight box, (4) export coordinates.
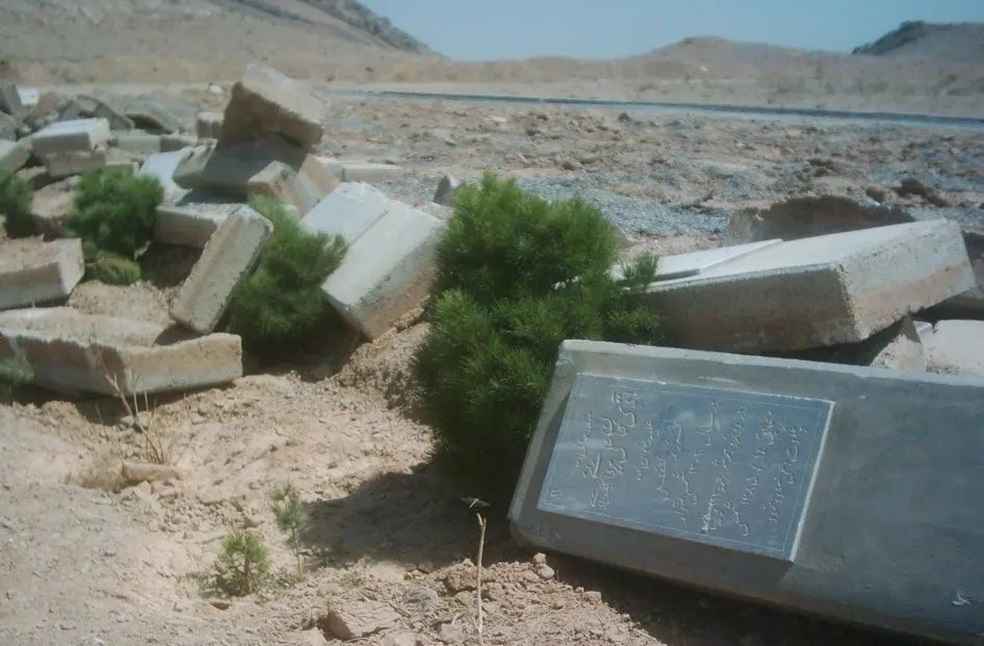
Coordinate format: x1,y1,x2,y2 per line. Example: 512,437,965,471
139,148,196,203
641,221,975,352
319,194,445,339
154,203,239,248
0,307,242,396
0,239,84,310
220,63,323,149
923,320,984,377
31,118,111,157
0,139,31,175
318,158,405,183
170,205,272,333
44,149,108,179
302,183,391,243
510,340,984,643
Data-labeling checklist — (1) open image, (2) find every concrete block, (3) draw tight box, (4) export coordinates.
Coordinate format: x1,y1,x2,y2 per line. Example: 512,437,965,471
154,203,239,248
173,136,304,194
31,118,111,157
0,307,242,396
161,134,198,152
113,132,163,155
727,196,914,244
0,81,24,116
641,221,975,353
510,340,984,643
196,112,223,140
318,195,445,339
171,205,272,333
246,160,337,217
303,183,391,243
139,148,195,203
30,177,76,238
77,94,134,131
319,158,404,183
220,63,323,149
0,239,85,310
612,239,783,283
791,316,927,373
0,139,31,174
923,320,984,377
433,174,463,206
123,99,184,134
44,149,107,179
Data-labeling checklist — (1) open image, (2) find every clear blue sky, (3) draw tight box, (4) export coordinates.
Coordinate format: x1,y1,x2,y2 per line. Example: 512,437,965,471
361,0,984,60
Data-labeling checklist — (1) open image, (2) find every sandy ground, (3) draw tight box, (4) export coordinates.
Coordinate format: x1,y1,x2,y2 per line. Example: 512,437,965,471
3,84,983,645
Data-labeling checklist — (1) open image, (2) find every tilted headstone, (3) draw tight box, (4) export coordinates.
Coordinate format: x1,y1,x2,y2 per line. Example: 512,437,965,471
510,340,984,643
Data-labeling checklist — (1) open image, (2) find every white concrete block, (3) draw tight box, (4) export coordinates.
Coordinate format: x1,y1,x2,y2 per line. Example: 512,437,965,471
31,118,111,157
0,238,85,310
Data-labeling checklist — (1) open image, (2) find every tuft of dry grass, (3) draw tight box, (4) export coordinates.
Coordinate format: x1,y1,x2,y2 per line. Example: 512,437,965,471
104,370,174,465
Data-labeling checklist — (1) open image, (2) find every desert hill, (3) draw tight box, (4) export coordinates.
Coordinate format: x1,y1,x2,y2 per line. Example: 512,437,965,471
853,21,984,62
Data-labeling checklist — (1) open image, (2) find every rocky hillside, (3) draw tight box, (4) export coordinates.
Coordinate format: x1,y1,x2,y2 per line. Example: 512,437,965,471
0,0,433,83
853,21,984,62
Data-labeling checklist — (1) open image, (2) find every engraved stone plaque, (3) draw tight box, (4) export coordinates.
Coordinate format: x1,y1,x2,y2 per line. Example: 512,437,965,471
537,373,834,561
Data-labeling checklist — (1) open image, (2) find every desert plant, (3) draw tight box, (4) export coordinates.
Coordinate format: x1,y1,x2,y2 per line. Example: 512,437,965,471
212,531,271,597
68,168,163,258
271,483,308,579
415,174,662,498
227,196,347,351
87,251,143,286
0,354,33,401
0,171,34,238
104,369,172,465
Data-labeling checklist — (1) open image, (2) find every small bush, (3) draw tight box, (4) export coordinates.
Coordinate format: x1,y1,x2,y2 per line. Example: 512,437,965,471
227,196,347,351
211,531,271,597
87,252,143,285
271,483,308,579
68,168,163,258
0,171,34,238
415,175,662,499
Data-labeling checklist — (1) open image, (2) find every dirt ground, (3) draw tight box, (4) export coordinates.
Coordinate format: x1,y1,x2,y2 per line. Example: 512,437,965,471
3,85,983,645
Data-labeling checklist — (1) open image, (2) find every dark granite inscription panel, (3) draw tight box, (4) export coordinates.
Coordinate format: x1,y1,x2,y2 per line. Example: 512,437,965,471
537,374,833,561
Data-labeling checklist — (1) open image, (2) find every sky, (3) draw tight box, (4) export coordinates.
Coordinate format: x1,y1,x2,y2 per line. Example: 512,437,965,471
360,0,984,60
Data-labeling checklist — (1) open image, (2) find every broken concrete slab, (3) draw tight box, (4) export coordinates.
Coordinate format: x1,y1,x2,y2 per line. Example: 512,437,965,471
613,239,783,283
790,316,927,373
0,139,31,174
303,182,391,243
640,221,975,353
154,203,239,248
77,95,135,131
196,112,222,140
171,205,272,333
433,174,463,206
138,148,195,203
923,320,984,377
317,193,445,339
511,340,984,644
319,158,404,183
123,98,184,134
0,307,243,396
247,159,338,217
31,118,111,157
221,63,323,149
0,81,23,116
112,132,163,155
0,239,85,310
727,196,914,244
44,149,108,179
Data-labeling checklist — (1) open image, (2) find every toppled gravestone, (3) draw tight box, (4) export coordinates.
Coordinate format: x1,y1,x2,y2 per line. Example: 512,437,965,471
303,183,445,339
173,136,337,215
921,320,984,377
510,340,984,643
220,63,323,148
727,196,914,244
0,308,242,395
0,139,31,175
0,239,85,310
171,205,273,334
640,220,974,353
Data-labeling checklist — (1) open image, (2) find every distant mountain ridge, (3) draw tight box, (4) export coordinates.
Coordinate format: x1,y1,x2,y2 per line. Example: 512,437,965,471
853,21,984,62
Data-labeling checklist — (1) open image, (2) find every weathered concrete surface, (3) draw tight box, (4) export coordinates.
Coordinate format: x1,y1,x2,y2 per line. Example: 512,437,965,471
928,231,984,320
0,239,84,310
0,308,243,396
433,174,463,206
923,320,984,377
727,196,914,244
196,112,223,140
319,158,404,183
317,194,445,339
246,159,338,216
613,239,783,283
31,118,111,157
790,316,927,372
171,206,272,333
154,203,238,248
175,136,302,191
510,340,984,643
44,149,108,179
77,95,135,131
0,80,23,116
113,132,163,155
139,148,196,203
220,64,323,148
123,98,184,134
641,221,975,353
303,182,390,243
31,177,77,237
0,139,31,174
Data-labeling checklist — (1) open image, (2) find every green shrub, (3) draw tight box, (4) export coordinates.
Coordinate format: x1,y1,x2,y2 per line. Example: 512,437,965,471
86,252,142,285
227,196,347,351
68,168,163,258
415,175,662,499
0,171,34,238
211,531,271,597
271,483,308,579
